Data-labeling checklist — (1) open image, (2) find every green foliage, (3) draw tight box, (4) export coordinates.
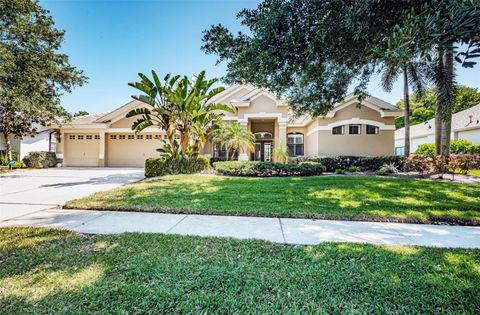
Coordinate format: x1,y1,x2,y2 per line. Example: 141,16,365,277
144,157,210,178
415,143,435,155
73,111,89,117
11,161,24,169
272,140,289,164
292,156,405,172
213,161,325,177
407,154,480,175
0,0,86,160
211,122,255,160
202,1,418,115
335,169,346,175
377,163,399,175
22,151,57,168
415,139,479,155
127,70,234,160
348,165,361,173
0,150,18,166
396,86,480,128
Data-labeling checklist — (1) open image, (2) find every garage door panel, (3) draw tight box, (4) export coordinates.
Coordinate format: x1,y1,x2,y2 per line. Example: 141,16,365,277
106,134,163,167
64,134,100,167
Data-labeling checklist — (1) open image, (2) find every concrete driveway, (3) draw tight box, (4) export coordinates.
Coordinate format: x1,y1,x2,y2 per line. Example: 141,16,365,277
0,167,144,221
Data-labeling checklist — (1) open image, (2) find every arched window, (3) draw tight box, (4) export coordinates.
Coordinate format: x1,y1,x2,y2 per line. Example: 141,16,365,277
254,132,273,140
287,133,304,157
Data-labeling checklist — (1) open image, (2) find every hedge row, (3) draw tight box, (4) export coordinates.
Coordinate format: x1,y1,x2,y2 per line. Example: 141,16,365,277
213,161,325,177
292,155,406,172
406,154,480,174
145,156,210,177
23,151,57,168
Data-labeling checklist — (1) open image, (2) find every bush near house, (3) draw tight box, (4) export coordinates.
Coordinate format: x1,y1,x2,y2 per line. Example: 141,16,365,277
407,154,480,175
292,155,405,172
415,139,480,155
22,151,57,168
213,161,325,177
145,156,210,177
0,150,19,165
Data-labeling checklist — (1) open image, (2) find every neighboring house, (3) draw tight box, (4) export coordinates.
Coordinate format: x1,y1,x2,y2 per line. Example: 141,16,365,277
50,85,402,167
395,103,480,154
0,127,56,161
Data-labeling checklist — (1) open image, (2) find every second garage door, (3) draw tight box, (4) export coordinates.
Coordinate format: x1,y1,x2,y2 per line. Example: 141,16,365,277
106,133,163,167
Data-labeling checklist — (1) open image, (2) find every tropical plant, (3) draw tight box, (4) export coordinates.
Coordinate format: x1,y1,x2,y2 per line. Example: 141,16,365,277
127,71,233,160
211,122,255,160
272,140,289,164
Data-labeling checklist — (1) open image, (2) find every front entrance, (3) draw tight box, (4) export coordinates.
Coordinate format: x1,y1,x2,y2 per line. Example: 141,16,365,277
253,141,273,161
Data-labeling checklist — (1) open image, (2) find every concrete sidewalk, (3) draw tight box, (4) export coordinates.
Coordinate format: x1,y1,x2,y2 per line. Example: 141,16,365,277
1,208,479,248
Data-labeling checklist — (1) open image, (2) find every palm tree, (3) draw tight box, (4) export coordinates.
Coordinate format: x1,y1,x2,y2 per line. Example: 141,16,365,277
272,141,289,164
127,71,233,159
165,71,234,158
212,122,255,160
381,60,427,157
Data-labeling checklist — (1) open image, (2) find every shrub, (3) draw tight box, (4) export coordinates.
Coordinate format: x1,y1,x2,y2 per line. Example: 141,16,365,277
377,163,398,174
12,161,24,169
145,156,210,177
213,161,325,177
348,165,361,172
415,143,435,155
415,139,478,155
406,154,480,175
22,151,57,168
292,156,405,172
335,168,346,175
0,150,19,166
209,156,227,166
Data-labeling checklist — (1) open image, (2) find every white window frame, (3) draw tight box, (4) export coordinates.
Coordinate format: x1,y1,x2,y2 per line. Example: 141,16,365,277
366,124,379,135
349,124,361,135
332,125,344,135
287,133,304,157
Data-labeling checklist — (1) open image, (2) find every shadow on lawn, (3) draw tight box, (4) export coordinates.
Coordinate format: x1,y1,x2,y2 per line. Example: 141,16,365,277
73,176,480,224
1,227,480,313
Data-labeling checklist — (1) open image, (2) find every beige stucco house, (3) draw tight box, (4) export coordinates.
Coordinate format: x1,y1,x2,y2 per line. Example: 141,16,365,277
51,84,402,167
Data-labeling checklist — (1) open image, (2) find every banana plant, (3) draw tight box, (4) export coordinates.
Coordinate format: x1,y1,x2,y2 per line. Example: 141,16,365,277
127,70,233,160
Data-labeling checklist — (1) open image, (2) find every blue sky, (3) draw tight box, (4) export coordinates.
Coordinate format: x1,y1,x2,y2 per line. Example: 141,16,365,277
42,0,480,114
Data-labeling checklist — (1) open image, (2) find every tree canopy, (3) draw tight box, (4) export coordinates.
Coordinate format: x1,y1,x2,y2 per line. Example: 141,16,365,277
202,0,480,117
396,85,480,128
0,0,86,158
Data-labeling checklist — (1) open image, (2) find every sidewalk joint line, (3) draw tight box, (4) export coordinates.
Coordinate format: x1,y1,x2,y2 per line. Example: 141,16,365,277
70,212,109,229
166,215,188,233
278,218,287,244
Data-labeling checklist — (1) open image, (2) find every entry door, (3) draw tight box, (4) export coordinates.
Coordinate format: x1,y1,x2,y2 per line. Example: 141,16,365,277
254,142,272,161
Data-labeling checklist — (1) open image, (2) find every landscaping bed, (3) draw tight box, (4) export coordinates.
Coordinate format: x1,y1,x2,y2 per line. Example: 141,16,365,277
65,174,480,225
1,227,479,313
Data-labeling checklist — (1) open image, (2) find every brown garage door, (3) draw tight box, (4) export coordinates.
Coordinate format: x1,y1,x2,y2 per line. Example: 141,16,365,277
64,134,100,167
106,133,163,167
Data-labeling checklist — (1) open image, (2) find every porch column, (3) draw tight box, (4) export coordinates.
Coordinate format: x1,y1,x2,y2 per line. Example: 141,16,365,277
98,131,106,167
238,119,249,161
57,131,65,166
278,118,287,146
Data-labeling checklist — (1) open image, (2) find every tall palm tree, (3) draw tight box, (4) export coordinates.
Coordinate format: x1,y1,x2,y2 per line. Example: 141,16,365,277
381,60,427,157
212,122,255,160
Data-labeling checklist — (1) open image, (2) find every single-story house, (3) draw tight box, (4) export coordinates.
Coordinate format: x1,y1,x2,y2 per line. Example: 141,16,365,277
0,126,56,160
46,84,402,167
395,103,480,154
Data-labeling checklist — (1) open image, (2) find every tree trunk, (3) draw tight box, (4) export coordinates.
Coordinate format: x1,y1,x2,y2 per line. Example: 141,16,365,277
3,132,13,168
403,65,410,157
434,48,443,156
440,45,454,157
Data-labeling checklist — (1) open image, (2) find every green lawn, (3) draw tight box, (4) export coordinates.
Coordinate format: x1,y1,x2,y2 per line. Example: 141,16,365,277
1,227,479,313
65,174,480,225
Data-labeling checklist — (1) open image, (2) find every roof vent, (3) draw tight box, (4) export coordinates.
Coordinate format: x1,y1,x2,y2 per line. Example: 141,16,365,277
469,115,473,124
428,124,432,129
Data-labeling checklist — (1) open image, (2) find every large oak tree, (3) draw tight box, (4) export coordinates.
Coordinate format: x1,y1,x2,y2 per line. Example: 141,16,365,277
0,0,86,160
